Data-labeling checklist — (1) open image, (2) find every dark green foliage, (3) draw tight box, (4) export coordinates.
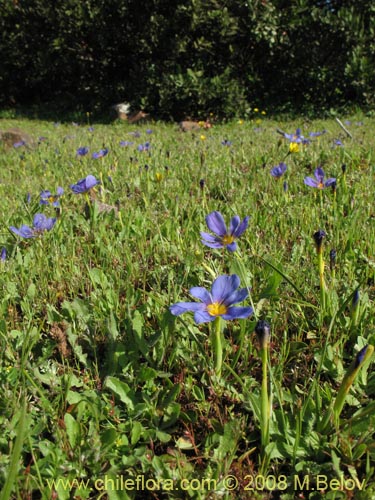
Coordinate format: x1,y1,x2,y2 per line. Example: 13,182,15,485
0,0,374,118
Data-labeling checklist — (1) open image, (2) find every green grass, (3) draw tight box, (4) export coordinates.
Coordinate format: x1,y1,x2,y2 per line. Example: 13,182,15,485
1,113,375,500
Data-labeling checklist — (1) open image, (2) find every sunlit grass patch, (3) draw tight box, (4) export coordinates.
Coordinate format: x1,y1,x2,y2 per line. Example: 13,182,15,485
1,113,375,499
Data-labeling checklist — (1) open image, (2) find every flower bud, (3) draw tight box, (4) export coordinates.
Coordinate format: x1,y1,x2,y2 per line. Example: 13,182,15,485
313,229,326,252
329,249,336,270
255,320,271,350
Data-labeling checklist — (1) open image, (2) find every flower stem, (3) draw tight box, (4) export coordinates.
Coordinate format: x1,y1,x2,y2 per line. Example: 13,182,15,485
260,344,270,450
255,321,271,467
318,251,327,311
211,317,223,377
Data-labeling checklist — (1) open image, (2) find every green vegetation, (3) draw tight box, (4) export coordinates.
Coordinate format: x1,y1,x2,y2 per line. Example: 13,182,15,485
1,113,375,499
1,0,375,118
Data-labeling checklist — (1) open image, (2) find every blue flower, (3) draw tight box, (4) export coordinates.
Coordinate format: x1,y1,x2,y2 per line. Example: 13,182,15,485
10,214,56,238
40,187,64,207
70,175,99,194
309,130,326,137
201,211,249,252
170,274,253,324
283,128,310,144
270,162,287,178
76,146,89,157
92,148,108,159
137,142,151,152
119,141,134,147
304,167,336,189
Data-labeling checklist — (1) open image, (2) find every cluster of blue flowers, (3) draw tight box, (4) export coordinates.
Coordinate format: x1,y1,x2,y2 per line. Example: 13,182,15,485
9,175,100,240
270,127,337,190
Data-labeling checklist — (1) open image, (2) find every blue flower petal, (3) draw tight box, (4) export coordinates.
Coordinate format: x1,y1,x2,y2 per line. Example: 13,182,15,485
304,177,318,188
85,175,99,190
211,275,240,303
33,213,48,229
200,232,222,245
170,302,204,316
229,215,241,236
222,287,249,307
194,310,216,324
226,241,237,252
10,225,34,238
325,178,336,187
222,306,253,320
314,167,325,181
232,216,250,238
205,211,227,236
189,287,211,304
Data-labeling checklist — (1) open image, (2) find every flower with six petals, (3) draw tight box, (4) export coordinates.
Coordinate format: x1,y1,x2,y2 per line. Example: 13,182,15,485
304,167,336,189
170,274,253,324
40,187,64,206
201,211,249,252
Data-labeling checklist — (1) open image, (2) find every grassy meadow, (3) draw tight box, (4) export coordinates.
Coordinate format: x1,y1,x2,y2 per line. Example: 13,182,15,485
1,112,375,500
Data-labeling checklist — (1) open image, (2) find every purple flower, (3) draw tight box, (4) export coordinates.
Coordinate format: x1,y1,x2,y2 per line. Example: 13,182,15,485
1,247,6,261
221,139,232,147
146,129,153,134
92,148,108,159
201,211,249,252
119,141,134,147
137,142,151,152
270,162,287,178
170,274,253,324
40,187,64,207
76,146,89,157
283,128,309,144
334,139,343,147
13,141,26,148
70,175,99,194
10,214,56,238
309,130,326,137
304,167,336,189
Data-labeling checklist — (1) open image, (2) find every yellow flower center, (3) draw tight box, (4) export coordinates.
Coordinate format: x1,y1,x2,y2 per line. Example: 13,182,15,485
48,196,56,203
207,302,228,316
318,182,324,189
222,234,235,246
